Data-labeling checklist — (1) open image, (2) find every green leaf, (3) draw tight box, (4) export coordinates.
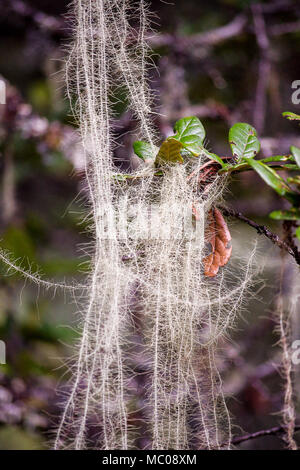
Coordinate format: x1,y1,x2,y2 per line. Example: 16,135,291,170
202,148,225,166
218,161,248,173
112,173,133,181
156,138,184,165
174,116,206,144
280,164,300,170
291,146,300,168
245,158,290,197
282,111,300,121
133,141,158,162
261,155,292,163
172,116,206,156
229,123,260,161
287,176,300,186
178,135,204,156
296,226,300,242
269,208,300,221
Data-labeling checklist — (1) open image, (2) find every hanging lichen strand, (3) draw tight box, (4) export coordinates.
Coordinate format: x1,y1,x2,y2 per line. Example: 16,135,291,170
55,0,132,450
55,0,255,450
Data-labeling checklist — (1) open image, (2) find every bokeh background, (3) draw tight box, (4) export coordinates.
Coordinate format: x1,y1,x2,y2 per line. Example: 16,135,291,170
0,0,299,450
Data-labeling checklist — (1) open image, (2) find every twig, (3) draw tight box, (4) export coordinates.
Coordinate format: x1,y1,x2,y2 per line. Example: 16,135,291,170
220,206,300,266
149,14,247,49
149,7,300,51
269,21,300,37
189,14,247,47
231,424,300,446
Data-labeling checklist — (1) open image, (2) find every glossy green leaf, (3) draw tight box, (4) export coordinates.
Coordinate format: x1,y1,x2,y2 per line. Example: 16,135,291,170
282,111,300,121
174,116,206,145
261,155,292,163
218,161,248,173
112,173,136,181
291,146,300,168
229,123,260,161
177,135,204,156
269,208,300,221
287,176,300,186
113,174,129,181
280,164,300,170
173,116,205,156
133,141,158,162
245,158,290,197
296,226,300,242
202,148,225,166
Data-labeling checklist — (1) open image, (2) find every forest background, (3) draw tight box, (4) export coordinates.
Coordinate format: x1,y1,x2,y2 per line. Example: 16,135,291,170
0,0,300,450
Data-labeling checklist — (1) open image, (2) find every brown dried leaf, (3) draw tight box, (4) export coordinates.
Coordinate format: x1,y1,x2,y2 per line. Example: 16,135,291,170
204,208,232,277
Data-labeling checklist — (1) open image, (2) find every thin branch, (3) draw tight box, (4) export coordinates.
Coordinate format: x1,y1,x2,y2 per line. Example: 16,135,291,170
149,14,247,49
269,21,300,37
231,424,300,446
220,207,300,266
190,14,247,47
149,7,300,50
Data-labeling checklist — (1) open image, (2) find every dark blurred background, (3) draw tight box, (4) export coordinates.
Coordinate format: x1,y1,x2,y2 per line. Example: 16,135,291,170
0,0,299,449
